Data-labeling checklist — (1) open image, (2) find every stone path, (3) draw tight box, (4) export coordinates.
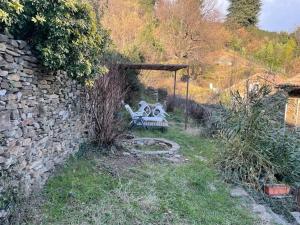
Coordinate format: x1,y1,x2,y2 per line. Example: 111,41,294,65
230,187,291,225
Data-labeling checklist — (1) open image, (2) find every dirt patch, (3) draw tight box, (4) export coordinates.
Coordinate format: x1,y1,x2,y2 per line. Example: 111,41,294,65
94,153,142,176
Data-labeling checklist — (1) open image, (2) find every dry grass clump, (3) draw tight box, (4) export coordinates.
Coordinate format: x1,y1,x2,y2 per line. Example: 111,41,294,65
216,85,300,189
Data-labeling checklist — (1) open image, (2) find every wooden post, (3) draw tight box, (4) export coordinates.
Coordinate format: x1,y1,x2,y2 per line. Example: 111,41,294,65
296,98,300,130
185,67,190,130
284,101,288,133
173,70,177,98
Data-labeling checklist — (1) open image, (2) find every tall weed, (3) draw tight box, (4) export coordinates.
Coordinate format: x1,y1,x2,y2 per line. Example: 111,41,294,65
216,85,300,188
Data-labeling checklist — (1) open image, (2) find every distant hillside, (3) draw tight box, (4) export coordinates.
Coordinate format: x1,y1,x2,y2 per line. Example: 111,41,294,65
100,0,300,104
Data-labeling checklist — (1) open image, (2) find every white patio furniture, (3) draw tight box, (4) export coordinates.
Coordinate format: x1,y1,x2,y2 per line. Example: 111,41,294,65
152,103,169,118
124,104,168,130
138,101,152,116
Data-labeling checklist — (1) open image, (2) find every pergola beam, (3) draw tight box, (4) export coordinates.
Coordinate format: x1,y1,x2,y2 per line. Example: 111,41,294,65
118,63,189,72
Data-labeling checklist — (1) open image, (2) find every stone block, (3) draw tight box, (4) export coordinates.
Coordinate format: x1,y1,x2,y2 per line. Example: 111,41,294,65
230,187,249,198
8,94,17,100
0,111,11,131
6,49,20,57
0,156,6,164
11,109,20,120
4,54,14,63
0,89,7,96
9,40,19,48
1,81,9,89
22,138,32,147
17,40,27,49
0,34,8,43
23,55,37,63
0,43,6,51
4,127,23,138
6,101,18,110
7,74,20,81
291,212,300,224
10,81,22,88
23,68,34,75
0,70,8,77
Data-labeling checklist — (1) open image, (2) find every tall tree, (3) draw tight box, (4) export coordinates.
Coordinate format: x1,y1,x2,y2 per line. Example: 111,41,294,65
227,0,261,27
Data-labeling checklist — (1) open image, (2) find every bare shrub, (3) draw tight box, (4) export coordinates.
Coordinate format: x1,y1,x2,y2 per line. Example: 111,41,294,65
87,66,126,147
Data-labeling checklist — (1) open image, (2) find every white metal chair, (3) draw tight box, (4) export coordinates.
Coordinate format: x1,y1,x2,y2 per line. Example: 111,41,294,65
124,104,168,130
152,103,169,118
138,101,152,116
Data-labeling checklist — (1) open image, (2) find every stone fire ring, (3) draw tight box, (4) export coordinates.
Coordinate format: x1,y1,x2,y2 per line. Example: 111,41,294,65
129,138,180,156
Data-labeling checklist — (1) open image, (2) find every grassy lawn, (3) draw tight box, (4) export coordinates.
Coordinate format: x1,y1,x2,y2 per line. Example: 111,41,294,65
26,119,257,225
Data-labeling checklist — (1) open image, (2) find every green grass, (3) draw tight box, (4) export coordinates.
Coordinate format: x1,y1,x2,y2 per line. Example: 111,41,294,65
28,123,257,224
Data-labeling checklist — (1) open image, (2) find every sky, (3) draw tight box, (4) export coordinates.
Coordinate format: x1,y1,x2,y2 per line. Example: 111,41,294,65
215,0,300,33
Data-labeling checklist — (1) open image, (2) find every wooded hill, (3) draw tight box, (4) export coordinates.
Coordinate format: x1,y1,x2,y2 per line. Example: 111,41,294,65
99,0,300,103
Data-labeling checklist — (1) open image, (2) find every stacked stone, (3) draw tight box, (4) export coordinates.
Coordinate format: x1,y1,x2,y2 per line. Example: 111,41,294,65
0,34,86,221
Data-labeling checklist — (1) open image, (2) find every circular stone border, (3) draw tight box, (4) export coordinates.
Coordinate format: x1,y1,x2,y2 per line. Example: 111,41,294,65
128,138,180,156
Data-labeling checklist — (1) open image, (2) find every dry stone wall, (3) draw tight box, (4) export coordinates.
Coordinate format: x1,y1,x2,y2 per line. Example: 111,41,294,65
0,34,86,220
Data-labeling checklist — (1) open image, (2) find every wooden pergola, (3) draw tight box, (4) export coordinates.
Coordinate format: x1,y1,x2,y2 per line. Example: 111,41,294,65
118,63,190,129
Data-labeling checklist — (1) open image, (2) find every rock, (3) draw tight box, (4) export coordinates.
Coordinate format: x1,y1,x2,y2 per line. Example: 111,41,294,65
0,111,11,131
11,110,20,120
0,156,6,164
195,155,207,162
23,68,34,75
0,147,5,155
0,43,6,51
0,209,8,218
291,212,300,224
6,101,18,110
4,156,17,169
16,92,22,101
49,94,59,99
10,81,22,88
7,74,20,81
5,54,14,63
9,40,19,48
22,138,32,146
4,127,23,138
8,94,17,100
0,89,7,96
230,187,249,197
123,152,131,156
17,40,27,49
59,110,69,120
23,55,37,63
0,34,8,42
0,71,8,77
6,49,21,57
1,81,9,89
208,183,217,192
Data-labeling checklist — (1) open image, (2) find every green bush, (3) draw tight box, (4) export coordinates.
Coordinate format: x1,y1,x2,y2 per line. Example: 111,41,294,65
228,36,246,55
216,85,300,189
255,38,297,71
0,0,109,82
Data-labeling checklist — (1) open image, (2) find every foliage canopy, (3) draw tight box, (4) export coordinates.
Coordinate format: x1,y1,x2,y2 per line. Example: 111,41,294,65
227,0,262,27
0,0,109,82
